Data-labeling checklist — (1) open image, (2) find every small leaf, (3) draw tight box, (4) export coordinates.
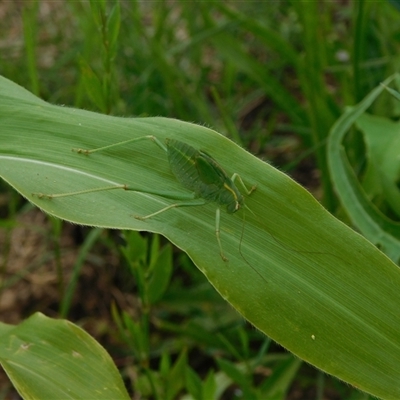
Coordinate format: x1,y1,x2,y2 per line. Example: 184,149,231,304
185,366,202,400
202,370,217,400
79,57,107,112
147,243,173,304
107,2,121,58
259,356,302,400
90,0,106,27
159,351,171,376
165,349,187,400
0,313,129,399
216,358,254,399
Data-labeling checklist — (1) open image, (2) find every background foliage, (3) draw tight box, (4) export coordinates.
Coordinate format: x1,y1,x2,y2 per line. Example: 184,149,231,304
1,0,400,398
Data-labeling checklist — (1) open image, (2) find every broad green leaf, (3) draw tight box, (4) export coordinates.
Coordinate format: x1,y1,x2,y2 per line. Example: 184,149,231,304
0,312,129,399
327,74,400,262
356,113,400,217
2,76,400,398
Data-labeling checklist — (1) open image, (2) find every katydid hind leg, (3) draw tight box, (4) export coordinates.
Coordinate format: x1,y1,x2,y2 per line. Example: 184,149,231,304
32,184,128,199
134,199,206,220
215,208,228,262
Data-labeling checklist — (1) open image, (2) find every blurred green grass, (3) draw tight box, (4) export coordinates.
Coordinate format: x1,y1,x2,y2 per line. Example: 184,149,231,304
1,0,400,398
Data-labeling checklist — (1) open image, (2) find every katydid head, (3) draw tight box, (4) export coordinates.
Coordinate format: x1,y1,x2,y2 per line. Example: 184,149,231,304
226,193,244,213
224,183,245,214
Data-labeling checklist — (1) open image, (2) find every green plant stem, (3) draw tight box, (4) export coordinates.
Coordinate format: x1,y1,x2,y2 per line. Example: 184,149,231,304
59,228,103,317
353,0,366,103
22,0,40,96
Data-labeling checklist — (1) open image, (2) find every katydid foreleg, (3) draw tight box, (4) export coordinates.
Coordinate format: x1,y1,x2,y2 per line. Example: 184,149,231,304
72,135,166,155
33,185,128,199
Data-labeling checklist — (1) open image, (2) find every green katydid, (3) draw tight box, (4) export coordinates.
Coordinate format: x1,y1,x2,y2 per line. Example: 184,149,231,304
35,136,256,262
